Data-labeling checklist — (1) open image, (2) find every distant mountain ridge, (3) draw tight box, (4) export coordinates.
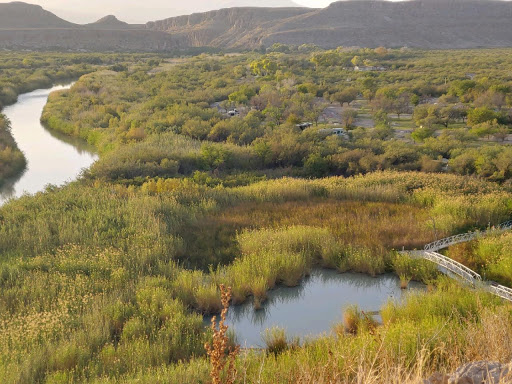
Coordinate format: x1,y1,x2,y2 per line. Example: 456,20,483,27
146,7,313,48
2,1,512,51
0,1,77,29
0,2,177,51
145,0,512,49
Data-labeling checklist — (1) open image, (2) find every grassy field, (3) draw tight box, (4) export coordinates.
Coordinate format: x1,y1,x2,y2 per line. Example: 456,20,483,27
1,48,512,382
0,171,511,382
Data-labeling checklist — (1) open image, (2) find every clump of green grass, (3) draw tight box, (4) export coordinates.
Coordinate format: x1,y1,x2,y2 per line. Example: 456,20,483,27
399,274,412,289
250,276,268,310
343,305,362,334
391,252,439,284
262,327,297,355
341,305,378,335
338,246,387,276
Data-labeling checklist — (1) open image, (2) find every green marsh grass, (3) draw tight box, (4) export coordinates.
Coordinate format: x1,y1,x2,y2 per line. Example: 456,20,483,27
262,327,297,355
0,172,511,381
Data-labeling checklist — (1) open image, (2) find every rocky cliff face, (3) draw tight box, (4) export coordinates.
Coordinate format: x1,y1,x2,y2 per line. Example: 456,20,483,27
2,0,512,51
146,7,312,47
146,0,512,49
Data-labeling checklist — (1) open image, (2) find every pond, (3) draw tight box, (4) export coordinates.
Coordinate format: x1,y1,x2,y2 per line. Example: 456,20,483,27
206,269,425,348
0,84,97,205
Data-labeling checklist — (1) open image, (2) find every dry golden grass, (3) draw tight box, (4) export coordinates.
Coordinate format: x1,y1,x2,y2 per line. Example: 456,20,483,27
218,199,437,250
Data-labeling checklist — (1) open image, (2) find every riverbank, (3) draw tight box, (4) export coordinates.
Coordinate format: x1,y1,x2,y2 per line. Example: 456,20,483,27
0,114,26,186
0,85,97,204
0,77,89,188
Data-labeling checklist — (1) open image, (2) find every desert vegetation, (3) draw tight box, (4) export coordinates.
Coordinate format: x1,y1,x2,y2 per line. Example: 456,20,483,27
1,48,512,383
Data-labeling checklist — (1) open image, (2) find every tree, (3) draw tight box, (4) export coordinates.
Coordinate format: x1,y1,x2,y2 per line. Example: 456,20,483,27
263,105,285,126
310,50,340,68
449,153,476,175
469,119,500,139
333,88,358,107
341,108,358,128
200,144,231,170
411,126,436,142
493,126,510,142
393,92,412,119
252,139,272,166
474,90,507,110
373,109,391,127
359,77,378,101
233,65,247,78
493,149,512,179
439,106,461,128
219,100,232,113
448,80,476,98
228,85,256,106
250,58,278,76
181,118,211,140
413,105,431,126
467,107,496,127
351,56,362,67
304,153,329,177
374,46,388,56
305,103,328,126
442,106,467,123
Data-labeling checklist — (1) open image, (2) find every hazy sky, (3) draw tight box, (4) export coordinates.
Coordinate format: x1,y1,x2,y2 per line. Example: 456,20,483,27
0,0,339,23
296,0,334,6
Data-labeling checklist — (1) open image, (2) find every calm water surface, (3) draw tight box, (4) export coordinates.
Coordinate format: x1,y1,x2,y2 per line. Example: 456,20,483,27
207,269,424,348
0,85,97,204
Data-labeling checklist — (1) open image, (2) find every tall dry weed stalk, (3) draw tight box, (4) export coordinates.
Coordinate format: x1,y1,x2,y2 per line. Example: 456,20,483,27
205,284,240,384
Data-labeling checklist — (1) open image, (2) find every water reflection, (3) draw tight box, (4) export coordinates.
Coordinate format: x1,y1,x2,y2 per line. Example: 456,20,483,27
205,269,425,347
0,84,98,205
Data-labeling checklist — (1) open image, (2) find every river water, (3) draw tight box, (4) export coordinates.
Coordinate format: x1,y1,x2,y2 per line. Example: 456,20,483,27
0,85,97,204
206,269,425,348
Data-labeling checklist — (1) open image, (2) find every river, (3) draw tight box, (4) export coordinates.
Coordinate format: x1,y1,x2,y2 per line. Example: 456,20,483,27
0,84,97,204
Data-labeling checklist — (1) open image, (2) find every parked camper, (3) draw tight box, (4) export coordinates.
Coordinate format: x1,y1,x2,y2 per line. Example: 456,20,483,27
318,127,349,139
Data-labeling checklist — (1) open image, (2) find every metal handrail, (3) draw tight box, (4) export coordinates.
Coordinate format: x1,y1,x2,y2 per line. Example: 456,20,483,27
424,251,481,282
400,219,512,302
424,220,512,252
487,284,512,302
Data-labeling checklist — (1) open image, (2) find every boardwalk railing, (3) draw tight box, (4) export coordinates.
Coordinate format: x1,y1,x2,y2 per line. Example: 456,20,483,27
424,220,512,252
487,283,512,302
401,219,512,302
423,251,481,283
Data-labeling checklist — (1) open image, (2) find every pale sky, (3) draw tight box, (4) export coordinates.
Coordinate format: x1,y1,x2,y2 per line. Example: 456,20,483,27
295,0,334,6
0,0,338,23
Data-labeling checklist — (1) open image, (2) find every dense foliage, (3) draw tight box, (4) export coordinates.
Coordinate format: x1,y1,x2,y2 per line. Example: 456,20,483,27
42,48,512,183
0,114,25,183
1,49,512,383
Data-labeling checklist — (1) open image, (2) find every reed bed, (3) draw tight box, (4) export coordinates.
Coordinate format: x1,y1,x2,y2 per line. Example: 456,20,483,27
0,171,511,382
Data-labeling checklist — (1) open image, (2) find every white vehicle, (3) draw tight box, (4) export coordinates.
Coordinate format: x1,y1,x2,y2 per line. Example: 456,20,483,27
318,127,349,139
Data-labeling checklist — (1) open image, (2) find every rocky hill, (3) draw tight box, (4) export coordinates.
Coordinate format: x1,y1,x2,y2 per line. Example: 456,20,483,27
146,7,312,47
2,0,512,51
147,0,512,49
0,1,77,29
0,2,178,51
86,15,143,30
